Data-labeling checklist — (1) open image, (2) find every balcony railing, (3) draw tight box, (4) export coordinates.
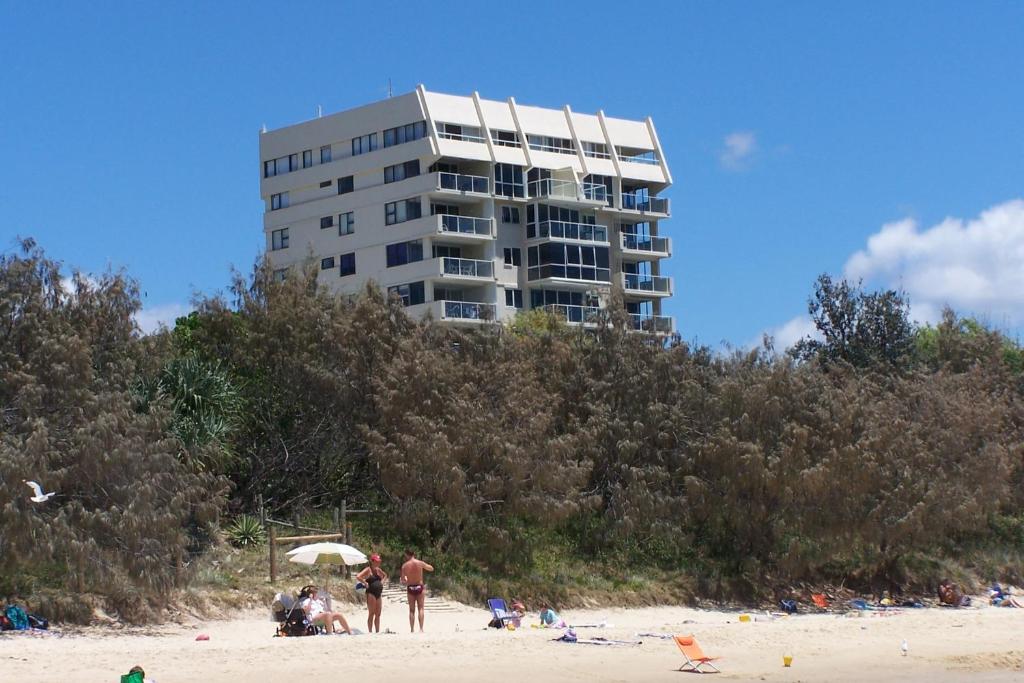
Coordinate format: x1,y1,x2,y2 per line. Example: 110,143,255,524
528,177,578,201
581,182,608,203
617,150,659,165
629,314,674,333
621,193,670,214
544,304,603,325
623,273,672,294
621,233,670,254
441,257,493,279
528,264,611,283
437,130,486,143
437,172,489,194
437,214,493,237
536,220,608,243
441,300,495,321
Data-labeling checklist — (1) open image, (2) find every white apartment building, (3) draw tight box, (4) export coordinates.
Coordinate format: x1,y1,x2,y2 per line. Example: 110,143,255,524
259,85,674,333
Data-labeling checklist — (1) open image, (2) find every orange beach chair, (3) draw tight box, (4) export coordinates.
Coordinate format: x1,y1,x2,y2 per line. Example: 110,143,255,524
674,634,721,674
812,593,830,609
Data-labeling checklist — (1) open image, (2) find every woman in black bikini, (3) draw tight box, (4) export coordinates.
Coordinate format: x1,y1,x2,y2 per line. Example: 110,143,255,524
356,553,388,632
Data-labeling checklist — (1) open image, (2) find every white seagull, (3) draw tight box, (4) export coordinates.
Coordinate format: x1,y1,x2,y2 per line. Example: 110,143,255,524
24,480,56,503
901,639,909,656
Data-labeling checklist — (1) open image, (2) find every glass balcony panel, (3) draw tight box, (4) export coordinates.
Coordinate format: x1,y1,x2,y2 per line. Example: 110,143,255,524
441,257,492,278
438,214,492,236
438,172,489,194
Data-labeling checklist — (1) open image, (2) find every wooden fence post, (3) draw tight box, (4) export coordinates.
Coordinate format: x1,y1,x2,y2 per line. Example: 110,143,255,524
345,521,353,579
269,525,277,583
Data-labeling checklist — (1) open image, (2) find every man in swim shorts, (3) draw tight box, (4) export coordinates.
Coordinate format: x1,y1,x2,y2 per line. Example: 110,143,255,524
400,549,434,632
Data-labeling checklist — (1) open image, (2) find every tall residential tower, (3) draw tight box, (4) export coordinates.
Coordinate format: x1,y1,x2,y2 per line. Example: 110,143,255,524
259,86,674,332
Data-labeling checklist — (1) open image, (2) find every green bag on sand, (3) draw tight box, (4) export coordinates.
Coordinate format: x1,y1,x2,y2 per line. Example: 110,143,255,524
121,671,144,683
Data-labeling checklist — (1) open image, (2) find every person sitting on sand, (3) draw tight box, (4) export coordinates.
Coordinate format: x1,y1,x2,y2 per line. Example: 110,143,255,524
538,603,564,628
937,579,971,607
299,585,351,634
989,584,1023,608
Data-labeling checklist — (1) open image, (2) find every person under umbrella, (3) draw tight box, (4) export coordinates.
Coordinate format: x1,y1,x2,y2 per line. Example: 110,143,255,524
299,585,351,634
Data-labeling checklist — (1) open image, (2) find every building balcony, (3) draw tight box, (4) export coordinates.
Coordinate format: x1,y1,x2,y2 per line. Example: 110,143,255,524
622,273,673,297
527,264,611,287
620,232,671,259
628,314,674,334
528,178,606,208
438,257,494,281
532,220,609,244
620,193,670,216
435,171,489,196
434,300,496,323
436,214,496,241
543,303,603,326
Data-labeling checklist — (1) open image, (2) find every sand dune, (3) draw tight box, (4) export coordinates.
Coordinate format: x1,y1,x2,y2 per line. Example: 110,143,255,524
3,600,1023,682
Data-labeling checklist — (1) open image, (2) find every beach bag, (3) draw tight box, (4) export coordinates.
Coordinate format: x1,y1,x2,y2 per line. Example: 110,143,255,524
779,599,798,614
120,672,145,683
27,614,49,630
4,605,29,631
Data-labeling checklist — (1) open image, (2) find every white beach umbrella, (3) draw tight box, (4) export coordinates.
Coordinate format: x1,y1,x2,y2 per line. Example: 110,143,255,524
286,542,368,566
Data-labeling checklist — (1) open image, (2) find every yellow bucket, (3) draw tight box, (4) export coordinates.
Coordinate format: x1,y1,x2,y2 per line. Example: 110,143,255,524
738,614,752,622
783,655,793,667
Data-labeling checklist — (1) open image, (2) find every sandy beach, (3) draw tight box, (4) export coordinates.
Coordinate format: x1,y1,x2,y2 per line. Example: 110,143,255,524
3,598,1023,682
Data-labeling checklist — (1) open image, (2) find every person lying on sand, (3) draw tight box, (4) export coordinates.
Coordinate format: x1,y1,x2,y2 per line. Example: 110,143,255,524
937,579,971,607
300,586,351,634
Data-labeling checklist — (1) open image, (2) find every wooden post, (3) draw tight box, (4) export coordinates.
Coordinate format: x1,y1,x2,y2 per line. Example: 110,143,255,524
269,525,277,583
345,521,353,579
332,506,340,530
340,499,347,535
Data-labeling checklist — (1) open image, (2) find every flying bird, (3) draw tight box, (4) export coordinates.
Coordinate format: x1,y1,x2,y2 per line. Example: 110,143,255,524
901,639,909,656
24,480,56,503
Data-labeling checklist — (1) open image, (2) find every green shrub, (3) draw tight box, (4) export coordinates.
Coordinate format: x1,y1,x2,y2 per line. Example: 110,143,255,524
226,515,266,548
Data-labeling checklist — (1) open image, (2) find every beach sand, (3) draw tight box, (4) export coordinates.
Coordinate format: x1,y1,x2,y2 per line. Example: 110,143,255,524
3,600,1023,682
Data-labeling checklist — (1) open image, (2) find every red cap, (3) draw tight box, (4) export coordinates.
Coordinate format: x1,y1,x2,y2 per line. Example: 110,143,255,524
370,553,381,562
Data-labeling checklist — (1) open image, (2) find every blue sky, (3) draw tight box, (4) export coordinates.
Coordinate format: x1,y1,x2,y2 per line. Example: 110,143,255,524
2,1,1022,346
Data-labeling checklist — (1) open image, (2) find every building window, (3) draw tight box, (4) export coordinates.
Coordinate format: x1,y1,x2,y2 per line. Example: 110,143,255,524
430,203,459,216
527,135,575,154
494,164,524,198
263,154,298,178
503,247,521,267
321,256,335,270
616,147,659,165
302,149,313,168
320,145,332,163
337,175,354,195
582,141,610,159
527,243,610,282
383,121,427,147
351,133,378,156
339,252,356,276
388,281,425,306
505,288,523,308
320,215,334,229
270,192,289,210
432,244,461,259
436,123,484,142
385,197,422,225
384,160,420,184
272,268,287,282
271,228,289,250
338,212,354,236
320,180,332,188
526,203,597,240
490,129,520,148
385,239,424,267
501,206,520,223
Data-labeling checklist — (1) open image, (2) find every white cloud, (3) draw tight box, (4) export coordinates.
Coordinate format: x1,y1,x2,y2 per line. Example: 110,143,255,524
134,302,190,335
719,131,757,170
843,199,1024,327
751,315,819,353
